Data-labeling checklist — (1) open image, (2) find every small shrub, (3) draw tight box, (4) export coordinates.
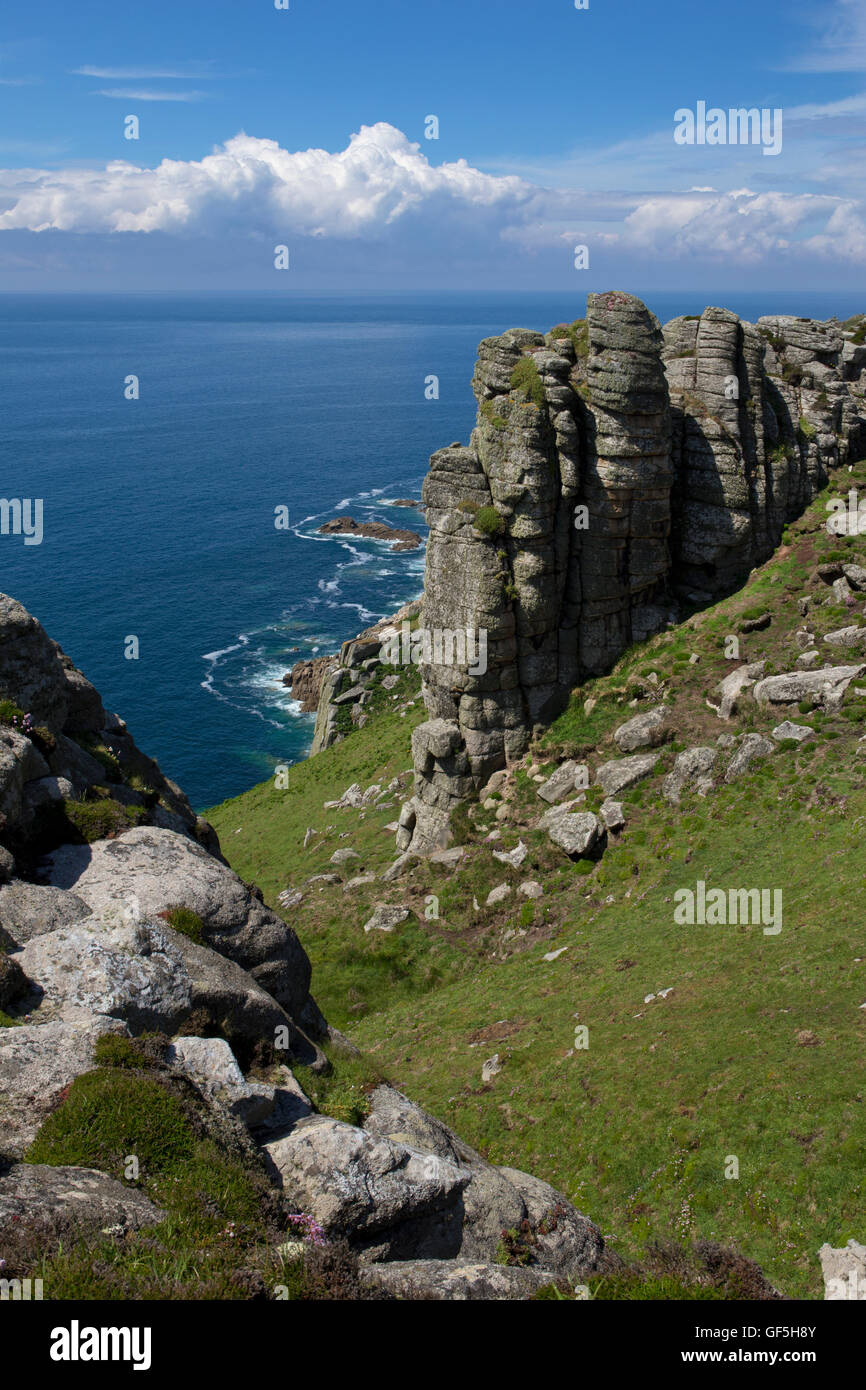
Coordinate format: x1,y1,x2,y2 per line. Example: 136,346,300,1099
758,327,786,354
160,906,206,944
473,506,506,538
36,797,148,847
496,1218,539,1267
782,361,806,387
76,738,123,783
479,400,507,430
549,319,589,359
509,355,546,408
93,1032,169,1069
276,1238,379,1301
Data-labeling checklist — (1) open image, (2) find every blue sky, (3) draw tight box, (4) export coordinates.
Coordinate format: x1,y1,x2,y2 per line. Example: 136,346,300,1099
1,0,865,289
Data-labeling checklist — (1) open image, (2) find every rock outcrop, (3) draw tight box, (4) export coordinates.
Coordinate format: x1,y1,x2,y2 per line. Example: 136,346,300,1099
317,516,422,551
306,598,421,755
261,1082,603,1278
0,593,213,851
0,592,605,1301
404,294,866,851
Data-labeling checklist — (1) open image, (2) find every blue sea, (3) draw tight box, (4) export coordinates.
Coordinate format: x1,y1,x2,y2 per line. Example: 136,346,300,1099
1,289,863,809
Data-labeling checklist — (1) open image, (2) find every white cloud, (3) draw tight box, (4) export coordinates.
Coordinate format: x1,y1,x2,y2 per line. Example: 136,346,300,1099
619,188,864,264
0,124,529,235
72,65,217,79
786,0,866,72
93,88,208,102
787,92,866,121
0,123,863,268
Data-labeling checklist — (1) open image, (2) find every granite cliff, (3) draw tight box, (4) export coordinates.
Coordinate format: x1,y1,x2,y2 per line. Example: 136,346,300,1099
402,293,866,852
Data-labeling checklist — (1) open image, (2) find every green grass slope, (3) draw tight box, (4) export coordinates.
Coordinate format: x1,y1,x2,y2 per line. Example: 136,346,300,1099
208,462,866,1298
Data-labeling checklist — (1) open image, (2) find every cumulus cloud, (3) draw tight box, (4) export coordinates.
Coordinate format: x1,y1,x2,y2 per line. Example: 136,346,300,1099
0,123,863,269
619,188,861,263
0,124,530,236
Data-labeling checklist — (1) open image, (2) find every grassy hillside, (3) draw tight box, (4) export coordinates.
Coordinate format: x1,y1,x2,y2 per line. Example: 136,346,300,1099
208,461,866,1298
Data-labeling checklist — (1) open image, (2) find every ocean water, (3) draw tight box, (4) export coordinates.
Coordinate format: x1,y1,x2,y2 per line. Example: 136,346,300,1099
1,289,863,809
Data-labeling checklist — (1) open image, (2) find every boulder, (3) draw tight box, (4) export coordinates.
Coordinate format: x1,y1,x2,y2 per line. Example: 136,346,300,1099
0,594,70,731
724,734,775,782
663,747,716,805
0,1163,164,1238
165,1036,275,1127
537,762,585,805
492,841,528,868
18,915,303,1056
824,625,866,651
0,952,30,1010
771,721,813,743
819,1239,866,1301
343,874,377,893
600,799,625,831
330,848,361,866
595,753,659,797
0,881,89,946
0,727,50,828
843,564,866,592
428,846,466,870
40,827,314,1019
359,1259,559,1301
752,665,866,714
0,1016,128,1159
544,809,603,860
362,1085,604,1276
713,661,766,720
263,1113,471,1259
18,917,192,1032
485,884,512,906
518,880,544,899
363,905,410,934
613,706,669,752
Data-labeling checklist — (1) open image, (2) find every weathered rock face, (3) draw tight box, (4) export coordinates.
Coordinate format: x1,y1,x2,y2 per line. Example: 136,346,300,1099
0,594,329,1093
41,827,313,1018
286,655,334,714
308,598,421,755
263,1083,604,1277
406,294,866,851
0,1164,164,1238
0,592,211,847
664,309,865,598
